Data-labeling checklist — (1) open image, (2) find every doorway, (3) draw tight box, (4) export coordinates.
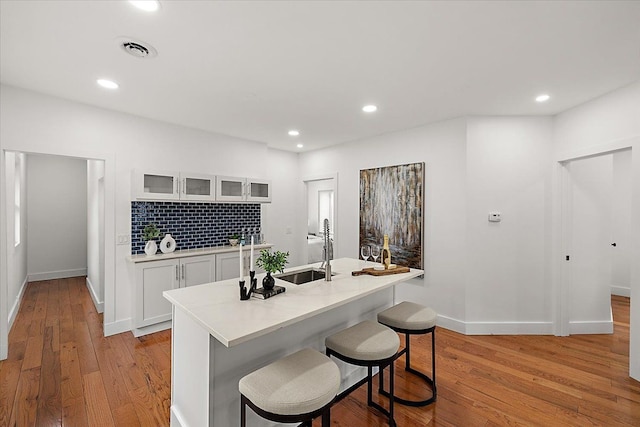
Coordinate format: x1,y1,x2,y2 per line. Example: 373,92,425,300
1,150,106,360
304,175,337,264
560,148,632,333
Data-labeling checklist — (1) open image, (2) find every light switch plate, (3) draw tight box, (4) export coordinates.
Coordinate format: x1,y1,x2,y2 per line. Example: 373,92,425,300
117,234,130,245
488,212,501,222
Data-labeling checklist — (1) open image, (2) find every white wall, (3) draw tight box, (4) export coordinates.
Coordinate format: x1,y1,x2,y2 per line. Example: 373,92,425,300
554,81,640,379
612,149,632,296
262,148,302,267
0,84,298,336
26,154,87,280
87,159,105,311
465,117,554,333
299,118,469,326
4,152,28,331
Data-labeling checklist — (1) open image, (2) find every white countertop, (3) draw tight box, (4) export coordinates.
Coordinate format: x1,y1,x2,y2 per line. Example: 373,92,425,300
128,243,273,263
163,258,424,347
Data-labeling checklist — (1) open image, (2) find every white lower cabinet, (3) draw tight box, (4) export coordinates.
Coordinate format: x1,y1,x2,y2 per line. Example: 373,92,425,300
215,249,264,282
135,254,215,328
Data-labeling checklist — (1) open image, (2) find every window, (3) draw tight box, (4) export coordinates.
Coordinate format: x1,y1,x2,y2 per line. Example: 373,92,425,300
14,154,21,247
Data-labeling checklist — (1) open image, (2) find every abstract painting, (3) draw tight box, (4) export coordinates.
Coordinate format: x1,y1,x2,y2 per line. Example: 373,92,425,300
359,162,424,269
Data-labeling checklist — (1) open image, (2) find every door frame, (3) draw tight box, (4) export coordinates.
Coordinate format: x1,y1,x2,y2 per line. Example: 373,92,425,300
0,148,115,360
302,173,339,264
553,136,639,380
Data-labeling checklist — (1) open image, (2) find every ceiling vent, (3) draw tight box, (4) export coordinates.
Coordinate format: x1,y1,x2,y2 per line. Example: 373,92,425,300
118,38,157,58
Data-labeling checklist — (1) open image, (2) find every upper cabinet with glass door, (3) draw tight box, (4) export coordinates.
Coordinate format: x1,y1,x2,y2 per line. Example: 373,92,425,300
133,170,216,201
133,170,180,200
180,173,216,201
216,176,271,203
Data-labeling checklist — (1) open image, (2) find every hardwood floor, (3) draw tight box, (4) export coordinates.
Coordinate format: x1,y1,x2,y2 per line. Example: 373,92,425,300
0,277,171,426
1,279,638,426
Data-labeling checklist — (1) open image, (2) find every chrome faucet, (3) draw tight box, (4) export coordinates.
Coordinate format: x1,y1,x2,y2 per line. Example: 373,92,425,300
320,218,333,281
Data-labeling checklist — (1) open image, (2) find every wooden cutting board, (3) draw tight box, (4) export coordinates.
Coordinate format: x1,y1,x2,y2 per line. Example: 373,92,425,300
351,265,410,276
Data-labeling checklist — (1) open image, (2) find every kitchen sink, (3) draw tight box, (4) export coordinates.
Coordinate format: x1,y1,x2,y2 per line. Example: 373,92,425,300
275,268,334,285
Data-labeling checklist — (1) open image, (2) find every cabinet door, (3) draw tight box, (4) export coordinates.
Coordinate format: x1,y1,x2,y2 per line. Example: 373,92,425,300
215,250,263,282
246,179,271,203
216,251,242,281
135,259,179,327
133,170,180,200
216,176,246,202
181,173,216,201
181,255,216,287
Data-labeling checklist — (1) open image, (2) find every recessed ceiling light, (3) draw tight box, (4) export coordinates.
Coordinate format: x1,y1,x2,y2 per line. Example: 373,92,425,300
362,105,378,113
288,130,300,136
535,94,550,103
129,1,160,12
96,79,119,90
296,143,304,148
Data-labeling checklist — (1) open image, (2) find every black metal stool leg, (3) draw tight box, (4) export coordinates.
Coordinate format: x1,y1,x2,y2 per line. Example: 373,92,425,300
379,327,437,407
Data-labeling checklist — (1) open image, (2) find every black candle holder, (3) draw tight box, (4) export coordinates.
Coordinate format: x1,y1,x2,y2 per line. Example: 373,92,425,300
240,271,257,300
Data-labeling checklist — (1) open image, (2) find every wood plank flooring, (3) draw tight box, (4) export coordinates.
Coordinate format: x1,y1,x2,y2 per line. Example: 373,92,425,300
1,278,638,426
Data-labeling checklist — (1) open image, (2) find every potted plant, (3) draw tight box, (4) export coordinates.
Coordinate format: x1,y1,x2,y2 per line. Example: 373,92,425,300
256,249,289,290
229,233,240,246
143,223,160,256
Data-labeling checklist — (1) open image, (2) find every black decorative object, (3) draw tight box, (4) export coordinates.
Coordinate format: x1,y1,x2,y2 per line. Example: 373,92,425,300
262,272,275,291
240,271,258,300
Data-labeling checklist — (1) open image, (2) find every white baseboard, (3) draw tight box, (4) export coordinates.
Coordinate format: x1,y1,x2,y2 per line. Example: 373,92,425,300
569,320,614,334
611,286,631,297
436,314,466,334
436,314,553,335
465,321,554,335
85,277,104,313
170,406,188,427
8,277,28,330
28,268,87,282
133,320,172,337
104,318,132,337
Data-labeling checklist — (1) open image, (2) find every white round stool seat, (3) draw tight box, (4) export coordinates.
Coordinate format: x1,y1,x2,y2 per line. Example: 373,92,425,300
325,320,399,361
239,348,340,416
378,302,436,331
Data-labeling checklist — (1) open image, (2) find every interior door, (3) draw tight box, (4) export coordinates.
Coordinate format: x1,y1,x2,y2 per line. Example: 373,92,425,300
569,155,613,327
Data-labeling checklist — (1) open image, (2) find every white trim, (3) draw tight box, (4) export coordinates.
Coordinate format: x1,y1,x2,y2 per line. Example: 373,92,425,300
1,150,8,360
170,406,189,427
436,315,554,335
555,137,637,163
611,286,631,298
104,318,132,337
302,172,339,263
8,276,27,330
85,277,104,313
132,319,171,337
27,268,87,282
569,321,614,334
435,314,466,335
465,321,554,335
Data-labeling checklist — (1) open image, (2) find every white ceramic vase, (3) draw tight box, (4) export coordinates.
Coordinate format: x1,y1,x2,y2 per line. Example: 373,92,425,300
160,234,176,253
144,240,158,256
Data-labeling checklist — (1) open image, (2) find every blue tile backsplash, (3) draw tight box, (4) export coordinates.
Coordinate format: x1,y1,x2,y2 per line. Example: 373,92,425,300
131,201,261,255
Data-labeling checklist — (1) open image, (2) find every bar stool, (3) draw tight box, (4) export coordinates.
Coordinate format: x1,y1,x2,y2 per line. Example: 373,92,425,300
239,348,340,427
377,301,437,406
325,320,400,426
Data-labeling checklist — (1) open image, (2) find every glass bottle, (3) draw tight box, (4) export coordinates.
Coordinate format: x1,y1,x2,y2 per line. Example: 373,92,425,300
381,234,392,269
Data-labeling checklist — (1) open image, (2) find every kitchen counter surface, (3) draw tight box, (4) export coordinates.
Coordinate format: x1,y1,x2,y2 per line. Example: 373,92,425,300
163,257,424,347
128,242,273,263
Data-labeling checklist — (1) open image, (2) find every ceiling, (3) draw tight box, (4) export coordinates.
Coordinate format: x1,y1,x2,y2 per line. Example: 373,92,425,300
1,1,639,152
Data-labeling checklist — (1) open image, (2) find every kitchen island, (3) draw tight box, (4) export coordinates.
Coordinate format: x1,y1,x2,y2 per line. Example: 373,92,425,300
163,257,424,427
